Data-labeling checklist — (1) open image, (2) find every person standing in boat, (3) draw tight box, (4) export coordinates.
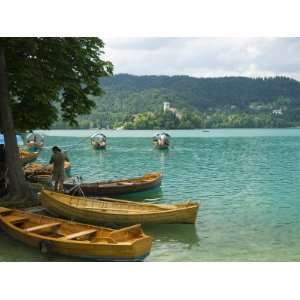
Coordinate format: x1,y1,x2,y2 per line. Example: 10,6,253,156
49,146,69,192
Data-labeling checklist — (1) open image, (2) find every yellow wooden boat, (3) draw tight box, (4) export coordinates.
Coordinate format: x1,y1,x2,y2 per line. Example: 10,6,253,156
41,189,199,225
0,206,152,261
19,150,39,166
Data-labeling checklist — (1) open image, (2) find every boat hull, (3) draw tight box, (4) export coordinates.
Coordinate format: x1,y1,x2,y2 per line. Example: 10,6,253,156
64,172,162,197
155,144,169,149
92,143,106,150
27,142,43,152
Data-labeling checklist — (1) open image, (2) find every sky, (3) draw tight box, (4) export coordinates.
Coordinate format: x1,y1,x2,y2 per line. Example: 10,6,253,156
103,37,300,80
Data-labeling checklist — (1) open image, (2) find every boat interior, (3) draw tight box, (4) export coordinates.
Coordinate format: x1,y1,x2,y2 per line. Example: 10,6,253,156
45,190,196,214
91,173,161,187
0,207,144,243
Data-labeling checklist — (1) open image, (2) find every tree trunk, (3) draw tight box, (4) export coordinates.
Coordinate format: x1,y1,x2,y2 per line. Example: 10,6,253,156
0,47,31,203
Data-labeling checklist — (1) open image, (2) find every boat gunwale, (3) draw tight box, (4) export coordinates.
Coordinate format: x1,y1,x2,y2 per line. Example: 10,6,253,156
64,172,162,188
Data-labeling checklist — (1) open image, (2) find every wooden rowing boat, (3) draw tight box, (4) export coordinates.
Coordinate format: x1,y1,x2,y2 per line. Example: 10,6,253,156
19,150,39,166
0,206,152,261
41,189,199,225
64,172,162,197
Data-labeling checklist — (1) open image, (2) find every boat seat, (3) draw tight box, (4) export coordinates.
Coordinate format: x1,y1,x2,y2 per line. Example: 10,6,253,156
3,215,29,224
117,182,134,186
0,207,12,214
59,229,97,240
25,222,61,233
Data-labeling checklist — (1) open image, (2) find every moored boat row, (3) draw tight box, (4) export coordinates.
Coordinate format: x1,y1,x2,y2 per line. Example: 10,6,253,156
1,133,199,262
0,168,199,261
90,131,171,150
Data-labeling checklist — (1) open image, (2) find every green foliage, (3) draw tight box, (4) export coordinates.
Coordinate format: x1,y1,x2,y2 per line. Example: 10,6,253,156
0,37,113,130
53,74,300,129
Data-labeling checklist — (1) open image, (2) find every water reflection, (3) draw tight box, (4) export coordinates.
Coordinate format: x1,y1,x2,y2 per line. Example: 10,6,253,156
152,147,170,162
0,232,88,262
144,224,200,248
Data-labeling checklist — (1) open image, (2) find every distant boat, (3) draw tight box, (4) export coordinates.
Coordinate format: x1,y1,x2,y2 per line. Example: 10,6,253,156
153,133,170,149
0,207,152,261
26,133,44,151
202,130,210,133
90,132,107,149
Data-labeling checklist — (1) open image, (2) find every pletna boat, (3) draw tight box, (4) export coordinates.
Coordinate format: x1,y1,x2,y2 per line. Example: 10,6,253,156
19,150,39,166
153,133,170,149
26,133,44,152
41,189,199,225
0,207,152,261
64,172,162,197
90,133,107,149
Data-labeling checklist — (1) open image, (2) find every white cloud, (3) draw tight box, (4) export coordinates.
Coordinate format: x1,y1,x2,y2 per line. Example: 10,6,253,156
102,37,300,80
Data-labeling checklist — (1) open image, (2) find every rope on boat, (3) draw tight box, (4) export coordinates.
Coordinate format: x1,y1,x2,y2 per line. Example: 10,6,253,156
64,175,86,197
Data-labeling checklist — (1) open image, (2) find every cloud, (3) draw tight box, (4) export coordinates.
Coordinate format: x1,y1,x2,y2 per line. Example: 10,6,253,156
102,37,300,80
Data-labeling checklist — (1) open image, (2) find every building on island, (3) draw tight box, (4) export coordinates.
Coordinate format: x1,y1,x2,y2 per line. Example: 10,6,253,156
163,102,182,120
272,109,283,115
163,102,171,112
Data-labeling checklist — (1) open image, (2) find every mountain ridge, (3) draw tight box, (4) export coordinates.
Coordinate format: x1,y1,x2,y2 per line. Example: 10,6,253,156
53,74,300,129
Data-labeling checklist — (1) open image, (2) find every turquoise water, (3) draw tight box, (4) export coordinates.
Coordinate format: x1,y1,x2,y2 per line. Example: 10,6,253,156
2,128,300,261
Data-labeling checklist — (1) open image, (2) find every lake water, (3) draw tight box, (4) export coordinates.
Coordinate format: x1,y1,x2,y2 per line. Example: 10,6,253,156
1,128,300,261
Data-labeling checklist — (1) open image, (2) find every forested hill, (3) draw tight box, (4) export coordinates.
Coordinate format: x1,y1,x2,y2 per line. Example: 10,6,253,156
100,74,300,110
53,74,300,129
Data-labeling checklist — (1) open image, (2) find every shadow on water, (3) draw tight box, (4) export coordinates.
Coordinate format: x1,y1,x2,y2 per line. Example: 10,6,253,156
144,224,200,248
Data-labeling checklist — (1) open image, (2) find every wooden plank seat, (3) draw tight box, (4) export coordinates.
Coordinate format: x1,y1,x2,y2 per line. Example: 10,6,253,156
3,215,29,224
117,182,134,186
25,222,61,233
0,207,12,214
59,229,97,240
